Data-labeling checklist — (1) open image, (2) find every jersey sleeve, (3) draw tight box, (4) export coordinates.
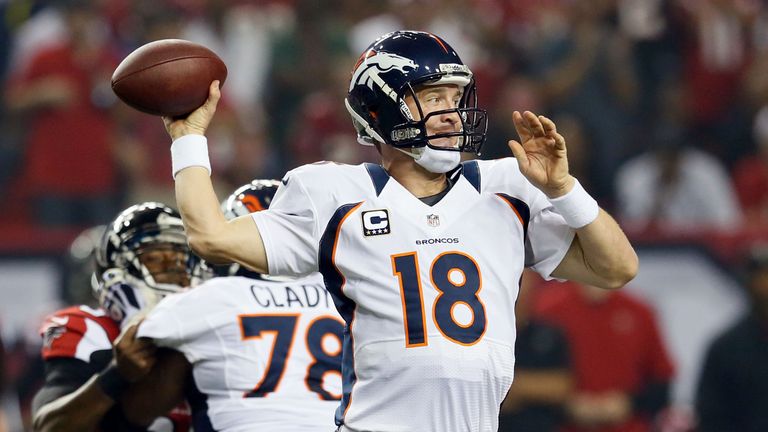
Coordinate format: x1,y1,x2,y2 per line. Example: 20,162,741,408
525,199,575,280
39,307,119,363
137,294,186,350
251,170,321,277
138,283,229,363
480,158,576,280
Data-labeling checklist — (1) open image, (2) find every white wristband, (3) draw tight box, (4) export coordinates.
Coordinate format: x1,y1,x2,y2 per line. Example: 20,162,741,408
548,179,599,229
171,134,211,179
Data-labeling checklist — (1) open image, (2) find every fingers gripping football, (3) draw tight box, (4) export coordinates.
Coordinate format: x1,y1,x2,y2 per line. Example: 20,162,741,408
163,81,221,141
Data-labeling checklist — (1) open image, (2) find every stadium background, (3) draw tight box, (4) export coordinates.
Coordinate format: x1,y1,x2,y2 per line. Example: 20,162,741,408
1,0,767,430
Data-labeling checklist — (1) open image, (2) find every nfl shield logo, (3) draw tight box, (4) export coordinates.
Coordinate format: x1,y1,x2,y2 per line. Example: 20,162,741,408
427,214,440,227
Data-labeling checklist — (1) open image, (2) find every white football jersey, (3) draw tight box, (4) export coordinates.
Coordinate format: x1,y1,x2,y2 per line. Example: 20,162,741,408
251,159,575,432
138,273,343,432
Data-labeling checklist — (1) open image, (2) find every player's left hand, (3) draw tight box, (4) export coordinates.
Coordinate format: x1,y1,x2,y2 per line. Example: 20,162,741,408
113,320,157,382
508,111,574,198
162,80,221,141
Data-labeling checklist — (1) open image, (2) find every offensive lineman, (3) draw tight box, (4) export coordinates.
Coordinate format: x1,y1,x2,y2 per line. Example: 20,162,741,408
164,31,638,431
120,180,344,431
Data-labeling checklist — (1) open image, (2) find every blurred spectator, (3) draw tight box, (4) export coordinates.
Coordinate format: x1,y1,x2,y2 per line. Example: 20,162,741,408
732,105,768,228
482,74,544,161
499,271,572,432
264,0,350,167
286,43,377,167
695,244,768,432
616,0,683,122
0,0,48,203
181,0,286,120
527,0,637,202
109,1,185,207
615,123,742,232
534,281,675,432
678,0,757,165
4,0,121,228
180,1,288,183
347,0,481,66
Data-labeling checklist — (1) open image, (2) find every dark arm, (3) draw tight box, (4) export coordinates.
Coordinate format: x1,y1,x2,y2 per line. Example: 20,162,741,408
31,357,116,432
120,348,191,427
33,322,157,432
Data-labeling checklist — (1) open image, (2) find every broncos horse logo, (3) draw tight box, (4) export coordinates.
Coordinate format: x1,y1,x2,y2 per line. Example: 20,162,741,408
349,51,417,101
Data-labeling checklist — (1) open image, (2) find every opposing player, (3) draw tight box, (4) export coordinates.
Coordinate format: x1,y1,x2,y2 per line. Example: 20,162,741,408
117,180,344,431
32,202,205,432
164,31,638,431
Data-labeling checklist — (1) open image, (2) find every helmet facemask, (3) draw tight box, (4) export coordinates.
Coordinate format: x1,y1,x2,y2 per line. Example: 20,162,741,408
391,78,488,155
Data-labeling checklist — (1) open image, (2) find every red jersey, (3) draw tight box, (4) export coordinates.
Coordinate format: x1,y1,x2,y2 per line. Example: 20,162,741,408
40,305,120,362
39,305,191,432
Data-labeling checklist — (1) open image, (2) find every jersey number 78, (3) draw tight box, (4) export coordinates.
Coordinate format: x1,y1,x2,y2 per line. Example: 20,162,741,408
238,314,344,400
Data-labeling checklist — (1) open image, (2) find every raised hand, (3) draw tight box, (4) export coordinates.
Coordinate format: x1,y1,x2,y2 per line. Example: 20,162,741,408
507,111,574,198
162,80,221,141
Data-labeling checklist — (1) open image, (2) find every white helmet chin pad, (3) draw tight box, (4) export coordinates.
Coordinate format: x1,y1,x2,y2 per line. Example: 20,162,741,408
397,146,460,174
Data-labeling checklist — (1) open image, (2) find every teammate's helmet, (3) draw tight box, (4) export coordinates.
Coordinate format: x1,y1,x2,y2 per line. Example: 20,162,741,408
217,179,281,278
345,30,488,154
92,202,206,323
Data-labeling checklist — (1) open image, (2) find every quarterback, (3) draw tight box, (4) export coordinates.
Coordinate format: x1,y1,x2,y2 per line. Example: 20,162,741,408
164,31,637,432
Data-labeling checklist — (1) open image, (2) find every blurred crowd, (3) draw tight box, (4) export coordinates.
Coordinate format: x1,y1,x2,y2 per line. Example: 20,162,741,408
2,0,768,430
1,0,768,238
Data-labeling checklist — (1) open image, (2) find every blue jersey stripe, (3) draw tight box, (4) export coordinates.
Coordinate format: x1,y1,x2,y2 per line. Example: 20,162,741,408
460,160,481,192
318,202,363,427
185,370,216,431
364,163,390,196
496,193,531,241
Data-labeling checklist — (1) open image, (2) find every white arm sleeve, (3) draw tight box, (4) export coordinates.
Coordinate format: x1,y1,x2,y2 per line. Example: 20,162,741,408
251,173,321,277
525,196,576,280
137,292,210,362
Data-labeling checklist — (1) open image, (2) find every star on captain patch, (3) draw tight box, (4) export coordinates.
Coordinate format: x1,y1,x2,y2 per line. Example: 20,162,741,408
427,214,440,227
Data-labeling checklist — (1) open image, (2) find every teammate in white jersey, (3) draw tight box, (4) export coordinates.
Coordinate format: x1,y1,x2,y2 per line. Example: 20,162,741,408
162,31,638,432
126,180,344,432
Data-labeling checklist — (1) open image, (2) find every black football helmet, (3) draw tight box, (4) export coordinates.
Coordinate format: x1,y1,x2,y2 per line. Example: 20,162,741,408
217,179,281,278
92,202,207,323
345,30,488,154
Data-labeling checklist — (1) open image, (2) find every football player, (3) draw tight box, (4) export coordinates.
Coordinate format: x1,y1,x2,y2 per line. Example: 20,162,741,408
165,30,638,431
32,202,206,432
114,180,344,431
